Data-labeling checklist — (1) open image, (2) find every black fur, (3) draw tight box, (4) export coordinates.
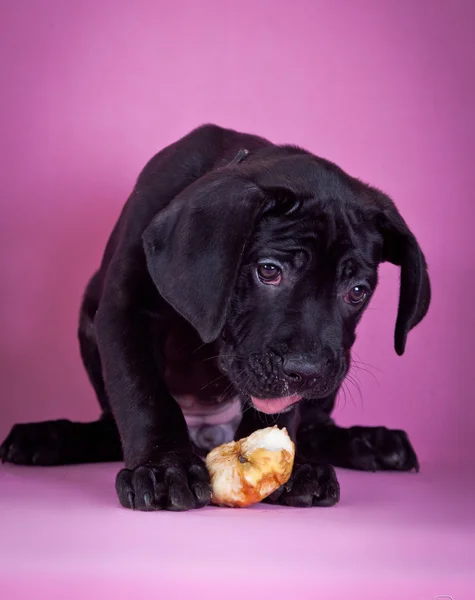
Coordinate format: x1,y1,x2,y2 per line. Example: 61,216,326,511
0,124,430,510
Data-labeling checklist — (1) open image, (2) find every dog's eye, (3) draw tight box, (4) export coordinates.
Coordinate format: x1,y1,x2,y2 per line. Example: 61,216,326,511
257,263,282,285
344,285,368,305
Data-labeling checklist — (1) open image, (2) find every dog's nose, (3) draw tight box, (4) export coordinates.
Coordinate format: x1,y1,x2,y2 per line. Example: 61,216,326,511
282,355,333,385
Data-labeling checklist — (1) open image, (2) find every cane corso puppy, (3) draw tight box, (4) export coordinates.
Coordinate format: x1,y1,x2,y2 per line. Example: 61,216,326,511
0,124,430,510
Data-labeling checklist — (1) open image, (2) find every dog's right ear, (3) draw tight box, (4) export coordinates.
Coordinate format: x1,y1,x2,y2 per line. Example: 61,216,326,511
142,172,266,343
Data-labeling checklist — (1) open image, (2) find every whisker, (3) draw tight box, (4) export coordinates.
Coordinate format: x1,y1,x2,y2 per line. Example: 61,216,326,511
337,382,347,411
345,379,358,408
201,354,247,363
352,350,383,373
345,373,363,408
190,342,209,356
200,373,228,392
350,363,380,387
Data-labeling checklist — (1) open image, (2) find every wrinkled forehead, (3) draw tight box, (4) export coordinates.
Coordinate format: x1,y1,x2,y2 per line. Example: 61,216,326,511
250,197,383,265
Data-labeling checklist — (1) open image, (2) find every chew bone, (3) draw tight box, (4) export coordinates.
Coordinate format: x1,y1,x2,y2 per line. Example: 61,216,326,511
205,426,295,507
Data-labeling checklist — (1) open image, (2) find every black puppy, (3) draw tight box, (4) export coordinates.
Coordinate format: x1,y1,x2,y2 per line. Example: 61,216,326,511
0,124,430,510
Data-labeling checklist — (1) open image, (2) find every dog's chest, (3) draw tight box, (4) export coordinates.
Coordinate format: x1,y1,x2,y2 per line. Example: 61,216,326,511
161,325,241,451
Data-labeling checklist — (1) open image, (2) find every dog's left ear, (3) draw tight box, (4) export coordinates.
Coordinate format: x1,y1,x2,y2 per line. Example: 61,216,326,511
372,191,431,356
142,172,266,343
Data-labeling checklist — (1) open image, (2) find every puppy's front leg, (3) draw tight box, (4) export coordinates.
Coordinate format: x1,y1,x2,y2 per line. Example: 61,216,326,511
236,405,340,507
96,269,210,511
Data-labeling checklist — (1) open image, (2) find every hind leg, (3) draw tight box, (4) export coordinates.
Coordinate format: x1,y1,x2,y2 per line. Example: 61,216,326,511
1,272,123,466
78,271,111,416
0,418,122,465
298,399,419,472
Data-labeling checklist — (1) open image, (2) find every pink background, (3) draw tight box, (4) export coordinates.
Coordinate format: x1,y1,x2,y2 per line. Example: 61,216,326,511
1,1,474,598
1,0,474,461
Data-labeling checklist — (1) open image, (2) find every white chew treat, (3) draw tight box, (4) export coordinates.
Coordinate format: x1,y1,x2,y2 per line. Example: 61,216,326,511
205,426,295,508
241,427,294,454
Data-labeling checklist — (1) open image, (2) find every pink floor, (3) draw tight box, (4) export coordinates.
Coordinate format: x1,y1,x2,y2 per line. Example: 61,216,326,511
1,462,473,599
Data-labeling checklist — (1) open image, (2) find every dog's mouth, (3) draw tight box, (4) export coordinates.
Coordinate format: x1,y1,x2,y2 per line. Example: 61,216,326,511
220,350,347,415
250,394,301,414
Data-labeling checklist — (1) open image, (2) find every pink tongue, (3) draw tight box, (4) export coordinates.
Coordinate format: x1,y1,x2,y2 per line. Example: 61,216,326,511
251,394,301,414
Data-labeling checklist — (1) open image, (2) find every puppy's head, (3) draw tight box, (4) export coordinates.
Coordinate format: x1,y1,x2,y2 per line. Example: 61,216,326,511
143,151,430,414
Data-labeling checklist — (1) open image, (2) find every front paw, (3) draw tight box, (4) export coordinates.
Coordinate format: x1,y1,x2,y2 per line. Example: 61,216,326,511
348,426,419,472
264,463,340,507
116,452,211,511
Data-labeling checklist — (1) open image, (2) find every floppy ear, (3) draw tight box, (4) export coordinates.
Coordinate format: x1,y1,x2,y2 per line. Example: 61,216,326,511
142,172,266,343
375,195,431,356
